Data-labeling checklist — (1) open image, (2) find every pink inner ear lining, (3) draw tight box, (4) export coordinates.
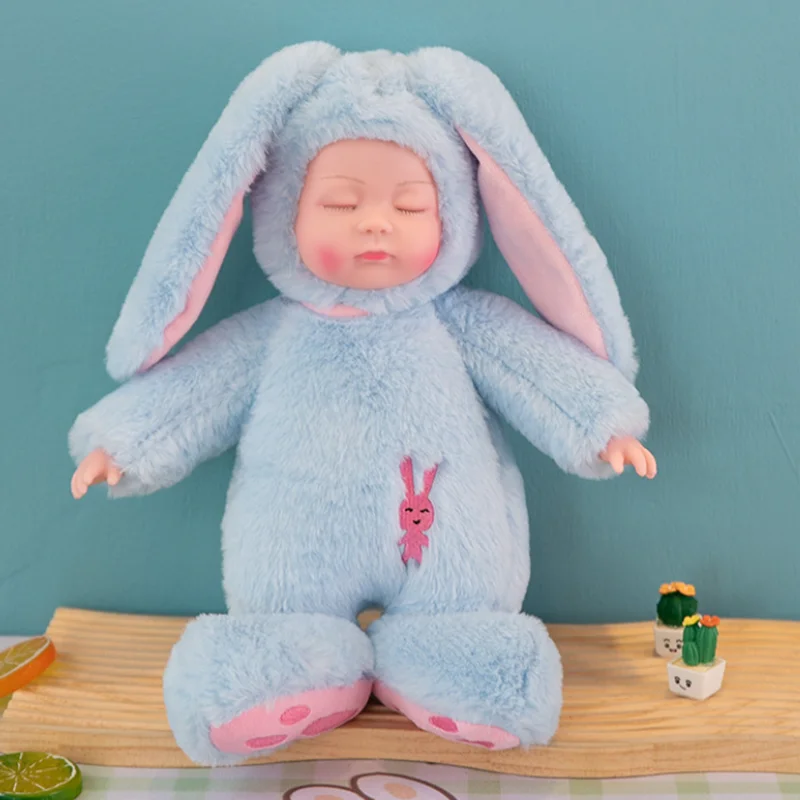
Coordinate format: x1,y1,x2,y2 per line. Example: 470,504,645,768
458,129,609,361
138,189,248,373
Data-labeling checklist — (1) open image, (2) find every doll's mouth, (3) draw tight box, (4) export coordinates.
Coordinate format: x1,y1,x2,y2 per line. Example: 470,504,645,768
356,251,392,261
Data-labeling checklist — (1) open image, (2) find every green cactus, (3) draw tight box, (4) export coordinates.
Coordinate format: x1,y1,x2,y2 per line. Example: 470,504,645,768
681,619,700,666
657,587,698,627
697,619,719,664
681,616,720,666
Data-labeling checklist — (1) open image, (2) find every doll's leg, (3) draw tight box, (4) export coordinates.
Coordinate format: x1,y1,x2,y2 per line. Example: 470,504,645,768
370,611,561,750
370,419,562,750
163,612,373,765
162,498,388,766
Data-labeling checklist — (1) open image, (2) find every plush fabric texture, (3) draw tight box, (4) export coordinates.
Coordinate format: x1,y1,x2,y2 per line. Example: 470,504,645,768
69,300,282,497
370,611,563,746
208,679,372,754
162,613,373,766
104,42,638,381
70,41,652,765
435,286,650,480
217,302,536,622
251,55,480,317
411,47,639,381
104,42,341,382
373,680,521,750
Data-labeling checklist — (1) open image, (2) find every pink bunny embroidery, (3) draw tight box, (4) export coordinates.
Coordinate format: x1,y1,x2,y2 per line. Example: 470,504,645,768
398,456,439,565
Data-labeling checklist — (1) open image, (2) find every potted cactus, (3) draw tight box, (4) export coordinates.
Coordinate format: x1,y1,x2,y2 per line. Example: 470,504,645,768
667,615,726,700
654,582,697,657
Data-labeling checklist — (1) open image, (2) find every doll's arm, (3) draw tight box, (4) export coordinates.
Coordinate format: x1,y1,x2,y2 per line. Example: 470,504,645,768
68,298,281,497
435,286,651,479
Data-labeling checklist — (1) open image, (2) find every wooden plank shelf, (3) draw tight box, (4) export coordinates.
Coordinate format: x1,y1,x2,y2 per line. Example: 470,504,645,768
1,608,798,777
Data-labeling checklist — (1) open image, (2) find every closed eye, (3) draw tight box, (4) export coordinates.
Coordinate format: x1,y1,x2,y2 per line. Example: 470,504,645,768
405,507,413,512
420,509,430,513
323,204,357,211
396,207,426,215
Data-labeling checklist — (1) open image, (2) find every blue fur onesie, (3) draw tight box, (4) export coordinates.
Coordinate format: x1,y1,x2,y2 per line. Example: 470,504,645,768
69,42,649,765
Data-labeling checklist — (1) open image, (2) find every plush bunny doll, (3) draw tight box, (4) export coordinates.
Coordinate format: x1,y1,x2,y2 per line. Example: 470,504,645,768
69,42,656,766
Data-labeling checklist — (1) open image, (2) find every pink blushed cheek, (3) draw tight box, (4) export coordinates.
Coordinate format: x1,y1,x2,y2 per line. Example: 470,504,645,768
418,243,441,272
423,246,440,269
318,246,342,277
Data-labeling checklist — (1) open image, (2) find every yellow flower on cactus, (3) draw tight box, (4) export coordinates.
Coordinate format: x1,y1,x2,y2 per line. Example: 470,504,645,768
683,614,701,627
659,581,696,597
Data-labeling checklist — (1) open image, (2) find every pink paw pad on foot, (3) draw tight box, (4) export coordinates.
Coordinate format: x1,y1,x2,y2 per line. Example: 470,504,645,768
209,679,372,755
374,681,520,751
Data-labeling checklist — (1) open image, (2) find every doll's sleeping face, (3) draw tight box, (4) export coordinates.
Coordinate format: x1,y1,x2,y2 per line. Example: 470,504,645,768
294,139,442,290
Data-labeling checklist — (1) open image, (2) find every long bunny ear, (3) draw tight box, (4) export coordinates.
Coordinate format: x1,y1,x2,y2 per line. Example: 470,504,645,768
399,456,416,497
105,41,340,382
422,464,439,496
410,48,639,382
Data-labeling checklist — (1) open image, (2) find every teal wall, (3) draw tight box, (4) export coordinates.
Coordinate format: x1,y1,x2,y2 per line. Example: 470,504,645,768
1,1,798,635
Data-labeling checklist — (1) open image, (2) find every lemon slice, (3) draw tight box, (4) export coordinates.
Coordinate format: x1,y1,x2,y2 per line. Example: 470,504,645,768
0,638,56,697
0,752,82,799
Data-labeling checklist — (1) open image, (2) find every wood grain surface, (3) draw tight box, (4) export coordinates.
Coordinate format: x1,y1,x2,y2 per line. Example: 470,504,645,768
0,607,797,777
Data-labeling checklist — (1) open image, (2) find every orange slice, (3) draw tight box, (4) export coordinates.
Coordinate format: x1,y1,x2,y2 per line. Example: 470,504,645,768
0,637,56,697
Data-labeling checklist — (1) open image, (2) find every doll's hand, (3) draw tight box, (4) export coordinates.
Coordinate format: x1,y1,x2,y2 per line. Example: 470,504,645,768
71,448,123,499
599,436,657,478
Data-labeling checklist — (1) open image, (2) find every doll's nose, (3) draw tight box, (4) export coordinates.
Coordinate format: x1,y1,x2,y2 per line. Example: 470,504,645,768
357,213,392,235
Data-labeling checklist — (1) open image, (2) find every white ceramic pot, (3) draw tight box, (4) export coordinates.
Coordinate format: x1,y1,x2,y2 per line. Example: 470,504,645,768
654,621,684,658
667,657,726,700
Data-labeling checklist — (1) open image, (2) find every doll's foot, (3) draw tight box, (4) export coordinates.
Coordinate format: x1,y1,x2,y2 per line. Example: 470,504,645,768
370,611,562,747
163,612,373,765
374,681,519,749
209,679,371,754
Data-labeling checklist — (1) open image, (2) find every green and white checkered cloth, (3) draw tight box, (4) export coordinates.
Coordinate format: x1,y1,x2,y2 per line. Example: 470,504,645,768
3,638,799,798
71,761,800,799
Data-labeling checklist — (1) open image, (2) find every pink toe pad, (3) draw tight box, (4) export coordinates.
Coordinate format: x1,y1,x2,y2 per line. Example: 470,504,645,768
210,679,371,755
245,734,287,749
374,681,520,751
429,715,458,733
